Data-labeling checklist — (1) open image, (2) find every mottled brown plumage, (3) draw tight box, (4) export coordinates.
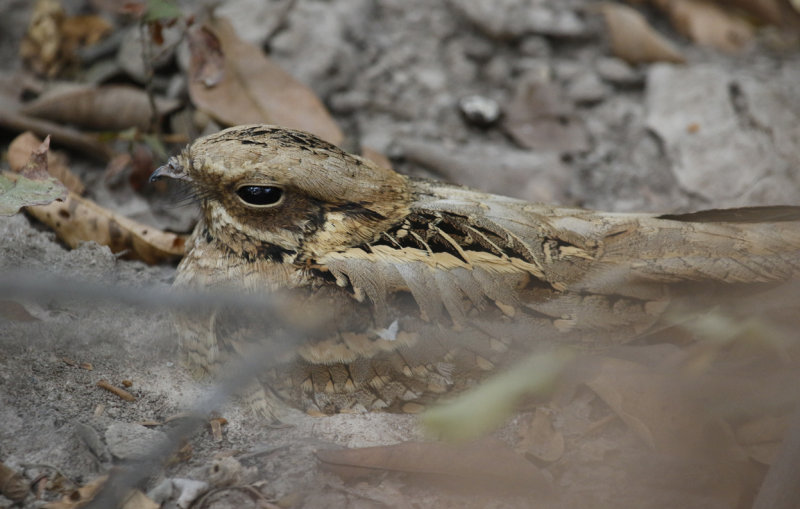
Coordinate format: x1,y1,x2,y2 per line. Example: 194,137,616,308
152,124,800,418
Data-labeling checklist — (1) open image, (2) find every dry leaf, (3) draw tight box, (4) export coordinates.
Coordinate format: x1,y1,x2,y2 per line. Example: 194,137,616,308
21,85,180,131
360,146,393,170
22,193,186,264
7,138,185,264
42,475,158,509
316,439,552,494
0,136,68,216
585,356,737,458
188,25,225,87
518,408,565,463
666,0,754,52
0,461,29,502
20,1,111,77
20,0,66,77
502,77,590,153
9,131,85,194
60,14,112,51
600,2,686,64
0,108,115,161
0,300,40,322
187,18,344,146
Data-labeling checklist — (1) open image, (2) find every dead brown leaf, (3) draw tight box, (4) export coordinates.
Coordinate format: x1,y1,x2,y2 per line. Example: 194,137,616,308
0,461,29,502
316,439,552,494
20,0,66,77
8,134,186,264
187,17,344,146
518,408,565,463
22,193,185,264
188,25,225,87
502,77,590,152
0,300,40,322
600,2,686,64
60,14,112,51
42,475,158,509
585,356,738,458
0,108,115,161
735,414,790,464
21,85,180,131
9,131,85,194
361,146,393,170
666,0,754,52
20,0,111,78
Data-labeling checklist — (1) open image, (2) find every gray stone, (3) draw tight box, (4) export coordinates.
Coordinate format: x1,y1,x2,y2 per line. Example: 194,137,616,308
645,64,796,204
398,138,571,204
596,57,642,86
105,422,168,461
216,0,296,46
450,0,588,39
566,72,608,104
117,24,183,83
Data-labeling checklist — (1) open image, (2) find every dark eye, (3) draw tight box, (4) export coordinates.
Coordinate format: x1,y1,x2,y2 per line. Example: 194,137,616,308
236,185,283,206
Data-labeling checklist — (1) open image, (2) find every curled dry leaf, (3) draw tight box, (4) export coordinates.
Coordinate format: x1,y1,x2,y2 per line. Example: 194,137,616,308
188,25,226,87
20,0,111,78
8,134,186,264
316,439,552,494
666,0,754,52
42,475,158,509
0,300,40,322
0,461,29,502
502,76,590,153
585,356,740,459
19,0,66,77
21,85,181,131
9,131,84,194
187,17,344,146
600,2,686,64
22,193,186,264
0,108,115,161
0,136,68,216
518,408,565,463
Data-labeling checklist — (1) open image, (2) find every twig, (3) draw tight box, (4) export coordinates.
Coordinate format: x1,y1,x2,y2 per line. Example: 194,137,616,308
97,380,137,402
0,109,115,161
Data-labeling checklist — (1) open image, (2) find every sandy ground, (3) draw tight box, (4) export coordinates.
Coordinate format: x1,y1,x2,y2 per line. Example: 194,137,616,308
2,0,800,508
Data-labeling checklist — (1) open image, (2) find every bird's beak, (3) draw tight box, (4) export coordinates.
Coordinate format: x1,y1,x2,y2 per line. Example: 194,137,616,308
149,158,189,183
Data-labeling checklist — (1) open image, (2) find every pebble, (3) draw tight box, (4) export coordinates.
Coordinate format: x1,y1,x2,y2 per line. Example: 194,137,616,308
105,421,168,461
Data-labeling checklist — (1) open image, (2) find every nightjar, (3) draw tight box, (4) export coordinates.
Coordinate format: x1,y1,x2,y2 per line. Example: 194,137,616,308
151,124,800,418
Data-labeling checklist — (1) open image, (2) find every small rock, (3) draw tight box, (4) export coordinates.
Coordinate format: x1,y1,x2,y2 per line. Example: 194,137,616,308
596,57,642,86
458,95,501,127
105,422,168,461
519,36,551,57
553,60,582,82
173,479,209,509
450,0,589,39
645,64,783,203
510,7,589,38
566,72,608,104
216,0,295,46
399,138,571,203
117,24,182,83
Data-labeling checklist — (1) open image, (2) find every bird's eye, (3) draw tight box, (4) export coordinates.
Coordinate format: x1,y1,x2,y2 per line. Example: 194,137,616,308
236,185,284,207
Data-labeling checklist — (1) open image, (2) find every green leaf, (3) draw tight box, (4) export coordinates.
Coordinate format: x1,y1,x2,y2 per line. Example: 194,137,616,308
145,0,182,22
0,172,68,217
422,349,575,441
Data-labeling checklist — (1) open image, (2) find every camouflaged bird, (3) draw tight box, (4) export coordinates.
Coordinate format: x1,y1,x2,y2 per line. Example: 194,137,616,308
151,124,800,417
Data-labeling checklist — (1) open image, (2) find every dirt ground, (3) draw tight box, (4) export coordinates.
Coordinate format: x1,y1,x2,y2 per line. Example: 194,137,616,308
2,1,800,508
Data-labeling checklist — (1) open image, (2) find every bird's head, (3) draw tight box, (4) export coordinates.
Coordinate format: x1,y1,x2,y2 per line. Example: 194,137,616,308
151,125,411,263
